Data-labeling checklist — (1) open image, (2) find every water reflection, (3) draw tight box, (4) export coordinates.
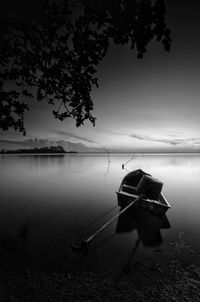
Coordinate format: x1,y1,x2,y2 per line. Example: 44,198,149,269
0,154,200,273
0,221,29,266
115,206,171,279
116,207,171,247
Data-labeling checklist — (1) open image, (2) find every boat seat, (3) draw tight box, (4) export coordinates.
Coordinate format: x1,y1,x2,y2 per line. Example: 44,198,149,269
123,184,137,190
122,184,137,195
117,191,138,198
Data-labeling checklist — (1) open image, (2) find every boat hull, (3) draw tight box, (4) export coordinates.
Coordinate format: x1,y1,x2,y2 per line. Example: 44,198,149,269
116,169,171,216
117,191,169,216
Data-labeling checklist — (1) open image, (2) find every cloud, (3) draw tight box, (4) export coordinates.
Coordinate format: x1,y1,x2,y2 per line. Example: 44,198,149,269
97,127,126,136
54,130,97,144
0,138,51,148
0,139,23,146
129,133,199,146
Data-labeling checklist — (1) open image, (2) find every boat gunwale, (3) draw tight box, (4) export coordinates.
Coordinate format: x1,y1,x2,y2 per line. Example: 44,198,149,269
116,189,171,209
117,170,171,209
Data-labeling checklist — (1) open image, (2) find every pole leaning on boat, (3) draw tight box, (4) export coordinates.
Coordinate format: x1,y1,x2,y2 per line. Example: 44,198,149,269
70,196,141,254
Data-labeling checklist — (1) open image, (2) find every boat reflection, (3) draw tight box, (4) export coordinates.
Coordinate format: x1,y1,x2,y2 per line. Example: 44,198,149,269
116,206,171,279
116,206,171,247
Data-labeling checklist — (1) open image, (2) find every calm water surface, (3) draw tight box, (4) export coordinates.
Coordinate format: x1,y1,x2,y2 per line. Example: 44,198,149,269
0,154,200,276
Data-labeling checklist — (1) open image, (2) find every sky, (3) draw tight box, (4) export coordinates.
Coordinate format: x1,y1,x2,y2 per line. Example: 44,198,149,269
1,0,200,152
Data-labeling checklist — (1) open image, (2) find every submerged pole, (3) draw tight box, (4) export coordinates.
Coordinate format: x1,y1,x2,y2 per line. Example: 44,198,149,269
104,148,111,163
122,154,134,169
71,196,140,254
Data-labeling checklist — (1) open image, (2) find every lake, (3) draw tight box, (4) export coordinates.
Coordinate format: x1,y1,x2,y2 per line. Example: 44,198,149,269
0,154,200,279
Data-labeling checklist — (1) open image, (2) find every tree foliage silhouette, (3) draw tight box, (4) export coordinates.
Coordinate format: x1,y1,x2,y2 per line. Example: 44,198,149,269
0,0,171,135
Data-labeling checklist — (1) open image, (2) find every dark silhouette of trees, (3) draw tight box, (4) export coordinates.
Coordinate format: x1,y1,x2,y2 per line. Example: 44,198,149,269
0,146,68,153
0,0,171,135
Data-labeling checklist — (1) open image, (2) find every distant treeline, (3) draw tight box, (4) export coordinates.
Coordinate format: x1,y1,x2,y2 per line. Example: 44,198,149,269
0,146,78,154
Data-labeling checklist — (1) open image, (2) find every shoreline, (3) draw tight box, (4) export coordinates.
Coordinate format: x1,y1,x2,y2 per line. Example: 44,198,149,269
1,261,200,302
1,236,200,302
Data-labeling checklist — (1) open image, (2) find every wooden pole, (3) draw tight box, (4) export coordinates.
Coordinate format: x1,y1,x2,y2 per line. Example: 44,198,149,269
71,196,140,254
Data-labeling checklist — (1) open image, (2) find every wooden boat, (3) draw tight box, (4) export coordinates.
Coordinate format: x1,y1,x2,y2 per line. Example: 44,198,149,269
116,169,171,216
